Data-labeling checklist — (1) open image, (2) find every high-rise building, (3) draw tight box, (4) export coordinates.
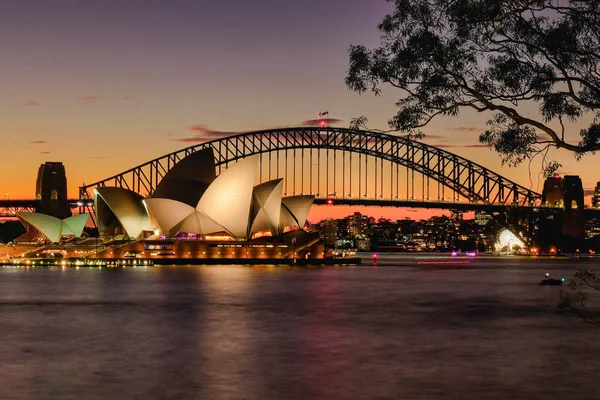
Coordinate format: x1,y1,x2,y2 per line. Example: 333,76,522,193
35,162,71,219
348,212,369,237
319,218,338,247
592,182,600,209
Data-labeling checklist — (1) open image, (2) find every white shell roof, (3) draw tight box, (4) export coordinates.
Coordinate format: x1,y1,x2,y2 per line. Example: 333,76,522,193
153,148,216,207
144,198,227,237
249,179,283,236
17,213,89,243
144,198,198,237
140,156,315,240
279,195,315,231
62,214,89,237
196,156,259,239
95,187,153,239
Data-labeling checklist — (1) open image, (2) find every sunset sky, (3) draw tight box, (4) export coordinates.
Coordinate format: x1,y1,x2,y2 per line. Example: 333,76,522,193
2,0,598,222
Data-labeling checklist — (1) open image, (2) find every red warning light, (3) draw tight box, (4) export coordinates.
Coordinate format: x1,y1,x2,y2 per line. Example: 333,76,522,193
320,120,326,127
326,199,334,205
373,253,378,259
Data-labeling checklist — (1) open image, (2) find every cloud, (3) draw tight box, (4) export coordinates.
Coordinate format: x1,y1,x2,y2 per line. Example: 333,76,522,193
21,100,40,106
80,96,101,104
173,125,246,143
122,96,134,100
91,156,107,159
432,143,492,149
584,188,596,196
302,118,344,126
446,126,482,132
30,140,47,144
421,134,447,140
39,151,51,154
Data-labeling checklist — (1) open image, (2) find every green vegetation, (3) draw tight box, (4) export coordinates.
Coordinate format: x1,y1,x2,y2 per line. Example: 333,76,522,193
346,0,600,170
559,269,600,326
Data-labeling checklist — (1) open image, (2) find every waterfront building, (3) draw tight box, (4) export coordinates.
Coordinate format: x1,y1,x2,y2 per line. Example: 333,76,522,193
348,212,369,236
318,218,338,247
593,182,600,209
355,236,371,251
14,152,322,261
474,211,492,226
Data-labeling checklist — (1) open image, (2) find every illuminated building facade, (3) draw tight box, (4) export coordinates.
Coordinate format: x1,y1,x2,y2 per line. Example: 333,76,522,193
90,153,320,260
319,218,338,247
15,151,322,260
593,182,600,209
348,212,369,236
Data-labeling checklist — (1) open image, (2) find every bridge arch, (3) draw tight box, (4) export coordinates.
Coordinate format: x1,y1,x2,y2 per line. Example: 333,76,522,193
80,127,541,206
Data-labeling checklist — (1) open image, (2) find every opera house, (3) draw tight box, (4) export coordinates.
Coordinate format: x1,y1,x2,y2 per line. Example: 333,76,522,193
13,149,323,262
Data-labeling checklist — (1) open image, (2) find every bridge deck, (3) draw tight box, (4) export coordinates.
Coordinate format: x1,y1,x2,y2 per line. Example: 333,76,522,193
2,198,599,219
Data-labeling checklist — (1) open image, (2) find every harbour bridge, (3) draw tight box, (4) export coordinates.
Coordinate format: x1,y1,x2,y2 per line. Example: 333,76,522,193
2,127,571,223
80,127,541,207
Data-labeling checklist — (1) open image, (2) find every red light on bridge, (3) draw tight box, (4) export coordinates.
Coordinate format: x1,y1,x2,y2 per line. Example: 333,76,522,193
326,199,334,205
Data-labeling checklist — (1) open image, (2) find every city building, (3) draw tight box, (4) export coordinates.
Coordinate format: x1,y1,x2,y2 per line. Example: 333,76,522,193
593,181,600,209
319,218,338,247
474,211,492,226
348,212,369,236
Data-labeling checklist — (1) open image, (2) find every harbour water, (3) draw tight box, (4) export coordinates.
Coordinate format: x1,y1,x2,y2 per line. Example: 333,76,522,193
1,254,600,399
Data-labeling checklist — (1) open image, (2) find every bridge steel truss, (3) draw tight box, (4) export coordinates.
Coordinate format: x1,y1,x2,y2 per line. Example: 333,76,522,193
0,201,36,218
0,200,95,219
79,127,542,206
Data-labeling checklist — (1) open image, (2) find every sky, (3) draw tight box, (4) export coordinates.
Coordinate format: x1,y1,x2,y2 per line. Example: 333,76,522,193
1,0,598,222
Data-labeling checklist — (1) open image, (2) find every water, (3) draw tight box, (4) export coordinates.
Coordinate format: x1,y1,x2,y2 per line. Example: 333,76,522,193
1,255,600,400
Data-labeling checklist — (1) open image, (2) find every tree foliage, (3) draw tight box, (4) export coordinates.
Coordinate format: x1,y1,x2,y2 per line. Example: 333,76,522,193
559,269,600,326
346,0,600,165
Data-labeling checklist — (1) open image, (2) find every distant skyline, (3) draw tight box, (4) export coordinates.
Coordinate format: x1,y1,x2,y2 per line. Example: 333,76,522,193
2,0,599,222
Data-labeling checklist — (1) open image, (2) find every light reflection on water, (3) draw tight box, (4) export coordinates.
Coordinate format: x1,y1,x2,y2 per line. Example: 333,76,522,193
1,255,600,400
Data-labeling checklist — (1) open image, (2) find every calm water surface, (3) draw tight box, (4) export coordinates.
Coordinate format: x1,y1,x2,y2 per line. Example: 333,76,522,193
1,255,600,400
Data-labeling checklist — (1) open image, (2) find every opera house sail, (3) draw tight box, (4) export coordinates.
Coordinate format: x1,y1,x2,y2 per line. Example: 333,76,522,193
195,156,259,239
16,213,88,243
280,195,314,232
152,148,217,207
144,155,315,241
94,187,153,239
248,179,283,237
